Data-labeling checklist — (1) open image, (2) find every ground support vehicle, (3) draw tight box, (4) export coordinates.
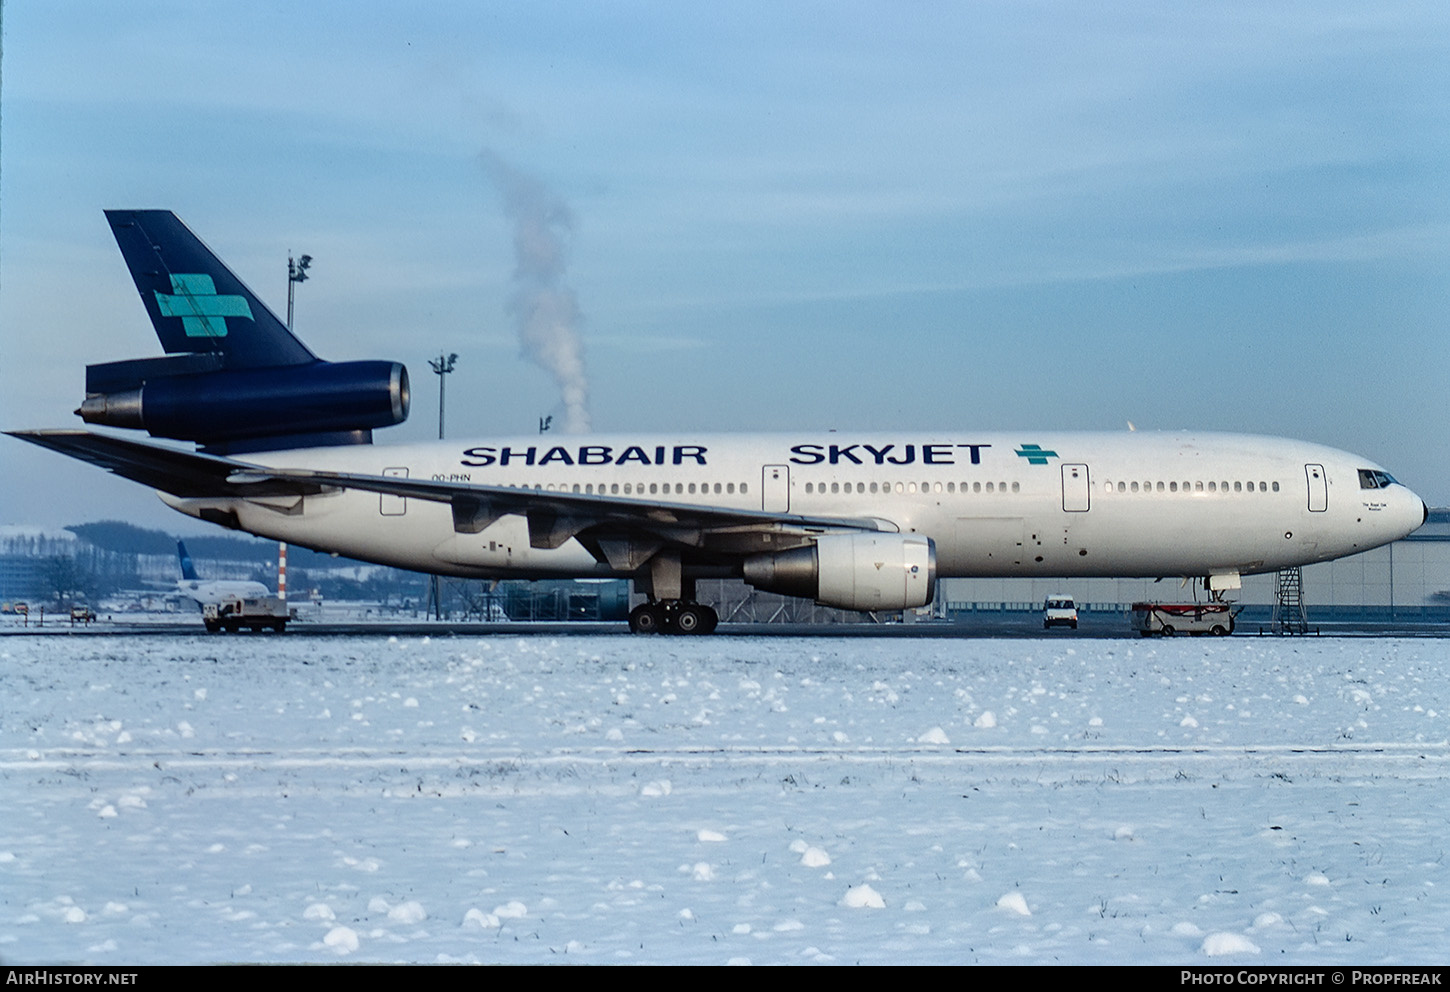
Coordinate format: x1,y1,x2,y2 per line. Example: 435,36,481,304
203,596,292,632
1131,602,1236,636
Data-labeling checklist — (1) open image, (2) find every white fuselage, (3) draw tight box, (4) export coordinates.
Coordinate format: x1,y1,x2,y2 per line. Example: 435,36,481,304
176,579,272,607
160,431,1426,588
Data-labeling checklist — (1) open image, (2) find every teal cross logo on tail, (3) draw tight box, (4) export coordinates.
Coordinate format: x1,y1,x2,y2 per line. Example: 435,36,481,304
1015,443,1058,465
154,274,253,338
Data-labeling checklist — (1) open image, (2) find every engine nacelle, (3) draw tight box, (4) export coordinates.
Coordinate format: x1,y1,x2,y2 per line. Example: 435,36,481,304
742,532,936,611
79,360,409,447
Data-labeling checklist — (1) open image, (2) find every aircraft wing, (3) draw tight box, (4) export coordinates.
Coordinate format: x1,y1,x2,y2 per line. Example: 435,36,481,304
8,429,892,563
235,462,895,558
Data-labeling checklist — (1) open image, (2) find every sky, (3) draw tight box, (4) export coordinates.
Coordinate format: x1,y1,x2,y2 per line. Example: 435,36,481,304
1,1,1447,530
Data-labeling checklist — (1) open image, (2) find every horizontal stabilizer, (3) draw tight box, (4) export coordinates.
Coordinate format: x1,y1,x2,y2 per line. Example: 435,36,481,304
6,429,323,499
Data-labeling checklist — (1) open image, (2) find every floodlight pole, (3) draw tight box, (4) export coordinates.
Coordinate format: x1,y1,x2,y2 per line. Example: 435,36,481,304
286,253,312,330
426,353,459,620
428,352,459,440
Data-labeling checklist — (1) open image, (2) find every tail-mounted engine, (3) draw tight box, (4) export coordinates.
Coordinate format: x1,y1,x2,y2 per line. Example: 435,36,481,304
743,532,936,611
79,355,409,454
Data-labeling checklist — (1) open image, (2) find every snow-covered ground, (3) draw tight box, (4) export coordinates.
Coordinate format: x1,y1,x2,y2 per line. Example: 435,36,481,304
1,632,1447,964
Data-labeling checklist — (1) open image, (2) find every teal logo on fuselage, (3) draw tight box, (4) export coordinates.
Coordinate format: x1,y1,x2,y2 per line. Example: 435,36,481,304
1014,444,1058,465
154,274,253,338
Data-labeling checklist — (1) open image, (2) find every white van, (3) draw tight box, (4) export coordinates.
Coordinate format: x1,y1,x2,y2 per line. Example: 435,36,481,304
1043,595,1078,630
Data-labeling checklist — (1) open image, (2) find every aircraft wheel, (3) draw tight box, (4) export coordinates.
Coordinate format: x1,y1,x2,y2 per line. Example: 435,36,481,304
674,604,705,635
629,603,663,634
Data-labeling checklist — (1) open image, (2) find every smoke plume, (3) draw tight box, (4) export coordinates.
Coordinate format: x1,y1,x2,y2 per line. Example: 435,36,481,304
481,150,591,433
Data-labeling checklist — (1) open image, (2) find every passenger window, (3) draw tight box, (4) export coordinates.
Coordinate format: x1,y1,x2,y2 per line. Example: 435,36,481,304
1272,481,1279,492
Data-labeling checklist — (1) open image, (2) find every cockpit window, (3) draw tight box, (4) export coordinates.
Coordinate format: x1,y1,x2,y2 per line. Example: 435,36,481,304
1358,469,1398,489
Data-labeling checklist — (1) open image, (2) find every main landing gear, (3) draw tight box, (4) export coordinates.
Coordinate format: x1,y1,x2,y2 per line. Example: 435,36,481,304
628,601,720,635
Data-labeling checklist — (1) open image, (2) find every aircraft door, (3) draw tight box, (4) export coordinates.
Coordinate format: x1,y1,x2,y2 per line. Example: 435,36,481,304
762,464,790,513
381,467,408,515
1061,463,1090,512
1305,464,1327,512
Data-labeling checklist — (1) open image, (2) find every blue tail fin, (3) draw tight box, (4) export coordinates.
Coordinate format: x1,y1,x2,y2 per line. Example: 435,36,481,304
177,540,200,582
105,210,315,369
81,211,409,453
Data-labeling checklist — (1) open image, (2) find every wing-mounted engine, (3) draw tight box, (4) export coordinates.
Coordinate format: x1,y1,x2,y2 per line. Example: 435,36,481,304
743,532,936,611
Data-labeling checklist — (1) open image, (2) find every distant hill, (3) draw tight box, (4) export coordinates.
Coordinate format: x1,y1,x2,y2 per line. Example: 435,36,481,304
64,520,373,570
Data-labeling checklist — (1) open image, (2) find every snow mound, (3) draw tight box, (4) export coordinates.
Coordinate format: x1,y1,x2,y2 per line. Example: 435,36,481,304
323,926,359,953
697,829,727,842
463,908,499,929
842,884,885,909
996,891,1031,916
1201,932,1260,956
388,901,427,924
800,846,831,868
918,726,950,744
973,711,997,729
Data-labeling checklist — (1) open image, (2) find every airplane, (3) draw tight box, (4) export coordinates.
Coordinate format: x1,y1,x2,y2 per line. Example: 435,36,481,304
174,539,271,607
7,210,1430,634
